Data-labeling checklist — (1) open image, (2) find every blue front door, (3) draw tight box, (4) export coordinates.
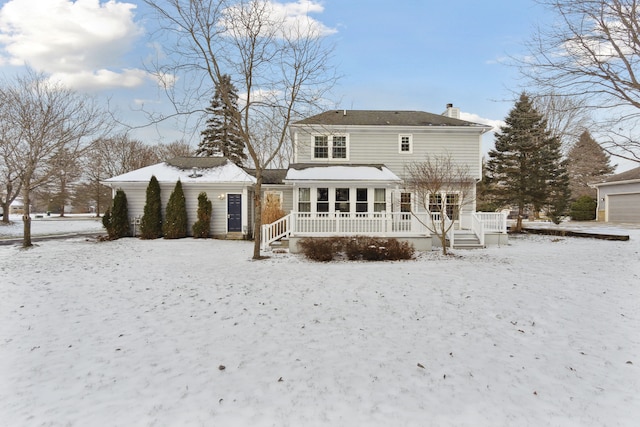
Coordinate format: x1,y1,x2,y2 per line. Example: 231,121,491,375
227,194,242,232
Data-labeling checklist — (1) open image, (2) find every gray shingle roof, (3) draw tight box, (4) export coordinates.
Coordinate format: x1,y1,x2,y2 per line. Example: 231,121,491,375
292,110,485,127
596,166,640,184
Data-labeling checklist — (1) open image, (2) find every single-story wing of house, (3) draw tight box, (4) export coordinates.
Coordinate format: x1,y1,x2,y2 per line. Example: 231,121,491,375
102,157,256,239
592,166,640,223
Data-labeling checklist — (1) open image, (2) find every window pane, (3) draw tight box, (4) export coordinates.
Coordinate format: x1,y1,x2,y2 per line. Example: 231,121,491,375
400,135,411,152
429,194,442,212
335,188,349,212
317,187,329,212
299,187,310,202
317,188,328,201
336,188,349,201
374,189,385,212
332,136,347,159
400,192,411,212
314,136,328,158
356,188,367,202
299,202,311,212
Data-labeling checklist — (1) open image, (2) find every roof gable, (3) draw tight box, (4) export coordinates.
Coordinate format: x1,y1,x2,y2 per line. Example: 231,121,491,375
292,110,487,128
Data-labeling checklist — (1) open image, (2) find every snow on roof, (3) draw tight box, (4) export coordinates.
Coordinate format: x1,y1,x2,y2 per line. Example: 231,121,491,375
103,159,256,184
284,164,402,182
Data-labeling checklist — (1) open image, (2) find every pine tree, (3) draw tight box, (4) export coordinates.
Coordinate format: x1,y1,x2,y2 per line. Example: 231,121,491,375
192,192,212,238
566,131,615,200
196,74,247,166
163,180,188,239
102,189,130,239
487,93,570,231
139,175,163,239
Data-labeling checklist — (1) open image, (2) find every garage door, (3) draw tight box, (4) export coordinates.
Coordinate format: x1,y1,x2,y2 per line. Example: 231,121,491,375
608,193,640,223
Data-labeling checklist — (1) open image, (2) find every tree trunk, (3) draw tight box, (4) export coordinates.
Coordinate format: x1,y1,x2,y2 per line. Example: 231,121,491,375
514,205,524,233
1,200,10,224
22,189,32,248
252,174,263,260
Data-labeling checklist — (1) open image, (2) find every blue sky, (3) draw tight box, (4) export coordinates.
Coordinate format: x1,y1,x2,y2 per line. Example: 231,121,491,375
0,0,551,151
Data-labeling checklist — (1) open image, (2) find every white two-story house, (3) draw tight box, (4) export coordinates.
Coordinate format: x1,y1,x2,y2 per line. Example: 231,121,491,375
102,106,507,250
261,107,508,251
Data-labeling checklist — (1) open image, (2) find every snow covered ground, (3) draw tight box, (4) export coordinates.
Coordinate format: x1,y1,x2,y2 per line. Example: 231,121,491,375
1,219,639,426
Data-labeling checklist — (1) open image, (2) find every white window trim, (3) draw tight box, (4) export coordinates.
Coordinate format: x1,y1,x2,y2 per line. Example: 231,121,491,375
312,134,349,160
398,134,413,154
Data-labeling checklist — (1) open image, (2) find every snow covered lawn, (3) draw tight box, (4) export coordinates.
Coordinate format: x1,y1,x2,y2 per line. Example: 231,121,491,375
1,230,639,426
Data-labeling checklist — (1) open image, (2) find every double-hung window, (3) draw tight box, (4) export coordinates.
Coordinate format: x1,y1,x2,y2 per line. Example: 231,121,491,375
399,134,412,153
298,188,311,212
374,189,386,212
314,136,329,159
313,134,348,160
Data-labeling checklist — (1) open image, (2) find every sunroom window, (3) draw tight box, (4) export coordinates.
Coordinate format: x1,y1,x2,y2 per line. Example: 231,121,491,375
298,188,311,212
356,188,368,213
374,189,386,212
335,188,350,212
317,188,329,212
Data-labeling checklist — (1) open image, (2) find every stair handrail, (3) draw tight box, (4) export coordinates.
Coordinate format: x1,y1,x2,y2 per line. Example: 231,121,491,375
261,213,292,250
471,212,485,247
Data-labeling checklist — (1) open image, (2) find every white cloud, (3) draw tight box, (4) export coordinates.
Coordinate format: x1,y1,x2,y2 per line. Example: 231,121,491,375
0,0,152,90
223,0,337,39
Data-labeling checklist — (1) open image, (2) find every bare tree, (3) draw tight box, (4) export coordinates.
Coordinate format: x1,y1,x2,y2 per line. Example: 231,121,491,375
0,113,23,224
143,0,337,259
531,93,591,153
522,0,640,162
405,155,475,255
154,140,194,161
0,71,107,247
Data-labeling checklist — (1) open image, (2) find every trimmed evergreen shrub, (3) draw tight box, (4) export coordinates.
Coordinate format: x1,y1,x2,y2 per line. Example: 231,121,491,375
163,180,188,239
140,175,163,239
570,196,597,221
102,189,130,239
192,192,212,238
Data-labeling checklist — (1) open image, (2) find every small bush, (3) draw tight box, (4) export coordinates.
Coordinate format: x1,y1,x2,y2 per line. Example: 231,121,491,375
192,192,212,238
570,196,597,221
297,237,341,262
299,236,414,262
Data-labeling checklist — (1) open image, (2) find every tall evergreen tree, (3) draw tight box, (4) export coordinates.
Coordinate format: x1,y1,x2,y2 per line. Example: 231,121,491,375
487,93,570,231
163,180,188,239
139,175,163,239
196,74,247,166
566,131,615,200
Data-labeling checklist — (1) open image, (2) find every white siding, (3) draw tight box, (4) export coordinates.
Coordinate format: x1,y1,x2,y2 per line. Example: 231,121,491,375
294,127,482,180
112,182,251,237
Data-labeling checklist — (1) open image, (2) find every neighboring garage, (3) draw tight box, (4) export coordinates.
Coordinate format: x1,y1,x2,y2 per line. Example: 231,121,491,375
592,167,640,224
608,193,640,222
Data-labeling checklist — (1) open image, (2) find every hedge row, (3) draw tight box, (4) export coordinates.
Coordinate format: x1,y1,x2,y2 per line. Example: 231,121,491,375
297,236,415,262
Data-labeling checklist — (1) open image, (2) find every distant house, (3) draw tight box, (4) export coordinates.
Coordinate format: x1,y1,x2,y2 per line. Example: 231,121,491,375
103,106,509,251
591,166,640,223
102,157,256,239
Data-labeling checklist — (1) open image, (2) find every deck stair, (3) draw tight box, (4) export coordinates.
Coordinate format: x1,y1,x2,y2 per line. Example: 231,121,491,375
450,230,484,249
268,237,289,253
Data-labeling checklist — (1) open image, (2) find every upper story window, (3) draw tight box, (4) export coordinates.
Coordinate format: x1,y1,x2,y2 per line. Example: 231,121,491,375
399,134,413,153
314,136,329,158
313,134,348,160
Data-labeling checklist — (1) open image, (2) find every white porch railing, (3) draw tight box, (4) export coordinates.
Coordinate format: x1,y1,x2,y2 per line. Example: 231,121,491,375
473,212,507,233
261,210,508,250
